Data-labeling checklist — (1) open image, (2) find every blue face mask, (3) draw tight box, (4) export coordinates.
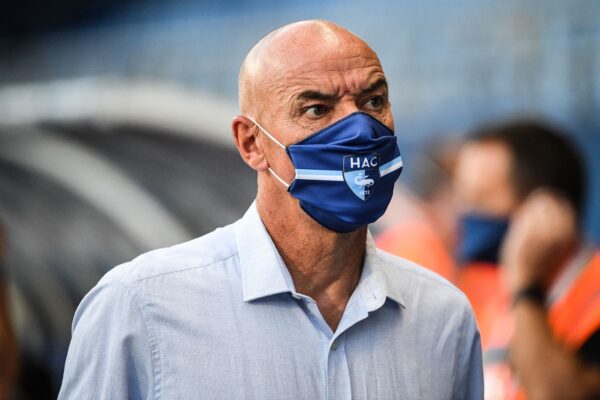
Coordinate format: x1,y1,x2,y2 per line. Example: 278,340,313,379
457,213,510,265
249,112,403,233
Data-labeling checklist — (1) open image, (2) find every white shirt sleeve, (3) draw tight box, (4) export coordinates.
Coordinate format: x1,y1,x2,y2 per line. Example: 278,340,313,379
58,277,157,399
454,299,484,400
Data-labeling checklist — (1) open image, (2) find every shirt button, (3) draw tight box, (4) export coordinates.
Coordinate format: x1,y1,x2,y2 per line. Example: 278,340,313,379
331,341,338,351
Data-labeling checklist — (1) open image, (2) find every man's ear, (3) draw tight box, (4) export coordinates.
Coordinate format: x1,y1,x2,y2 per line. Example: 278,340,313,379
232,115,269,172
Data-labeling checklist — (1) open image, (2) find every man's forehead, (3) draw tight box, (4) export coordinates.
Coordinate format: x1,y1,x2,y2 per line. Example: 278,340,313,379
284,70,387,100
279,49,381,76
239,20,384,114
265,50,385,97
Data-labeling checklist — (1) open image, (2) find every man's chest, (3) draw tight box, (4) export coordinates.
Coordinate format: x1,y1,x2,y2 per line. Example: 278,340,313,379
145,297,458,399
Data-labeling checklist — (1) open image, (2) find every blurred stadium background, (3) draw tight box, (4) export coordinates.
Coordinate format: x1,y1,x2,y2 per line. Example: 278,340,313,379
0,0,599,397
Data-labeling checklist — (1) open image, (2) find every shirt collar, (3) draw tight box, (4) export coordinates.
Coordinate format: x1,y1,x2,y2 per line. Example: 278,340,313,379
235,202,296,302
360,232,407,310
235,201,406,308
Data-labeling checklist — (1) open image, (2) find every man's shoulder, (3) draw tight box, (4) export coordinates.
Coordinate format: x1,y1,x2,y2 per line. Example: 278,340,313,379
103,223,239,286
377,249,471,309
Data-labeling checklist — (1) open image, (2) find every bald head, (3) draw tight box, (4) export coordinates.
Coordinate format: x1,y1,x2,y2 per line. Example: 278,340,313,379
238,20,379,117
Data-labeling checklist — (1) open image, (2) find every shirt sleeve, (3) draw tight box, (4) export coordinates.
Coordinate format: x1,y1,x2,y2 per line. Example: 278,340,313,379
453,298,484,400
58,277,158,400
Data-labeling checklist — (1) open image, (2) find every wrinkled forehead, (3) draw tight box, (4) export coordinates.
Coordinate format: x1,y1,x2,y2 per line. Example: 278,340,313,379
281,48,381,79
257,42,384,102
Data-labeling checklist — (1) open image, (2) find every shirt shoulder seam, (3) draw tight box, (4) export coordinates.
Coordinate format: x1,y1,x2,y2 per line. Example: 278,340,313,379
382,254,466,298
126,252,239,284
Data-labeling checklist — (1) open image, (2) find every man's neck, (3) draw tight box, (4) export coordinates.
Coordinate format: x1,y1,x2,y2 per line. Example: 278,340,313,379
256,195,367,331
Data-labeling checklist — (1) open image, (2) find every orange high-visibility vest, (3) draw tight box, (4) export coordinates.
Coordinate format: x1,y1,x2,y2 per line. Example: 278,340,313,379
376,221,455,282
549,252,600,349
457,263,511,350
472,252,600,400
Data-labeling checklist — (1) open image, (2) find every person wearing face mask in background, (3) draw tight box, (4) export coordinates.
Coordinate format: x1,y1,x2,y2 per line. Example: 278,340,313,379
59,20,483,399
453,120,600,399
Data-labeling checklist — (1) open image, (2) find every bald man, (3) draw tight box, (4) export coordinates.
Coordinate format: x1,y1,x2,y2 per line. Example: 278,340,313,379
59,21,483,399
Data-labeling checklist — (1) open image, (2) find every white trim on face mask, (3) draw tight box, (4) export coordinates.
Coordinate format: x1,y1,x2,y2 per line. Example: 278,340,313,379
379,156,404,176
245,116,403,189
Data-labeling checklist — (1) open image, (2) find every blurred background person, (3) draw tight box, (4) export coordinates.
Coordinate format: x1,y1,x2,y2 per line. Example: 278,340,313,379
453,120,600,399
376,137,459,281
0,224,19,400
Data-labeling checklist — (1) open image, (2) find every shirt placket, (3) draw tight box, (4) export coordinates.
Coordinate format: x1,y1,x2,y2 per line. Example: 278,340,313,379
296,291,378,400
327,334,351,400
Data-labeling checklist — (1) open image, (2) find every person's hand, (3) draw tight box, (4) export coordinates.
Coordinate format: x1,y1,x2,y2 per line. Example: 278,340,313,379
501,190,578,294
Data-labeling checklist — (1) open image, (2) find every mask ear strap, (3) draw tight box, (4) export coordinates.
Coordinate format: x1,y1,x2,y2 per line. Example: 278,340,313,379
268,167,290,188
245,117,291,188
246,117,286,150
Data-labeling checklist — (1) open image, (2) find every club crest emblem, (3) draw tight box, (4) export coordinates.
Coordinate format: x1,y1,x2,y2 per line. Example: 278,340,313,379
343,154,381,201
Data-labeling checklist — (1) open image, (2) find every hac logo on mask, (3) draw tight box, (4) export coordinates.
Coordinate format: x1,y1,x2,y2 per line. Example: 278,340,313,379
343,154,381,201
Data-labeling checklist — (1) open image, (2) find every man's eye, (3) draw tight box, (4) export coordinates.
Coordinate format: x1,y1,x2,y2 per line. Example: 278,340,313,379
365,96,384,110
305,105,329,118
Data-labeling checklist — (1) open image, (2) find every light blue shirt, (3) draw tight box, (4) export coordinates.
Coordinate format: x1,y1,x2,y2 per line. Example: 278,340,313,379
59,203,483,399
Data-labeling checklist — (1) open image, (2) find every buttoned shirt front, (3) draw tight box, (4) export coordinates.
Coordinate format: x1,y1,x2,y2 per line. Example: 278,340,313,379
59,203,483,399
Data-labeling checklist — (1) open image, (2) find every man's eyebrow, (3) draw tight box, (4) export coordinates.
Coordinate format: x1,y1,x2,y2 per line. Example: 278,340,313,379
296,90,338,102
294,78,388,102
361,78,388,94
